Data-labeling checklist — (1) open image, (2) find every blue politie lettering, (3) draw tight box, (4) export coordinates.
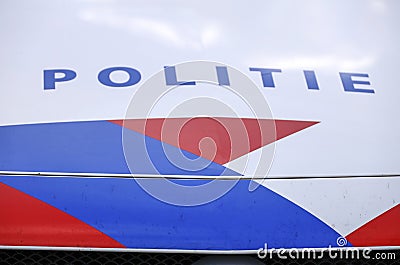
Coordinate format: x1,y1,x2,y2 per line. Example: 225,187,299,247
164,66,196,86
43,69,77,90
339,73,374,94
216,66,230,86
249,68,282,88
304,70,319,90
164,66,231,86
98,67,141,87
43,66,375,94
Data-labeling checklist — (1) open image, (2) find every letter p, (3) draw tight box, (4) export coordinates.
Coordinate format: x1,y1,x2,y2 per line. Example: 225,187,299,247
43,69,77,90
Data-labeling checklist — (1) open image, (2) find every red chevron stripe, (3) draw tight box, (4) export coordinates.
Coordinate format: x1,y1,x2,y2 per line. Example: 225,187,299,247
347,204,400,247
110,118,318,165
0,182,125,248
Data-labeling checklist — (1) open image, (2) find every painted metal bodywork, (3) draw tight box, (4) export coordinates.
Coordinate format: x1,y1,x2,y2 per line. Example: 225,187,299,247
0,0,399,251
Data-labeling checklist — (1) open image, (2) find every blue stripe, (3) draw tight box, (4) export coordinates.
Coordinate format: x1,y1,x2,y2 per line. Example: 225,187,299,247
0,121,239,176
0,176,346,249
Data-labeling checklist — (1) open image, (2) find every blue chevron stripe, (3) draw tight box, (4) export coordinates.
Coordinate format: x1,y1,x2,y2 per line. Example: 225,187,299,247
0,121,239,176
0,176,346,249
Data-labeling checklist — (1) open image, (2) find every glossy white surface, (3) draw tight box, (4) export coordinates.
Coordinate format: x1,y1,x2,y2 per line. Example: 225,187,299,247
1,0,399,176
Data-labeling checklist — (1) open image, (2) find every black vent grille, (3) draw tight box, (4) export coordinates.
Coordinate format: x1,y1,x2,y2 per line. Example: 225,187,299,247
0,251,201,265
0,249,398,265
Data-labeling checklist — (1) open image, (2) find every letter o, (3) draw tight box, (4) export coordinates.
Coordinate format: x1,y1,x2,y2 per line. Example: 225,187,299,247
98,67,141,87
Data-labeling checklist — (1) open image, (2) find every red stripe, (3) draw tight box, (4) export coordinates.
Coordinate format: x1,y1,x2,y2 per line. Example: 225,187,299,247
0,182,125,248
347,204,400,247
110,118,318,165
